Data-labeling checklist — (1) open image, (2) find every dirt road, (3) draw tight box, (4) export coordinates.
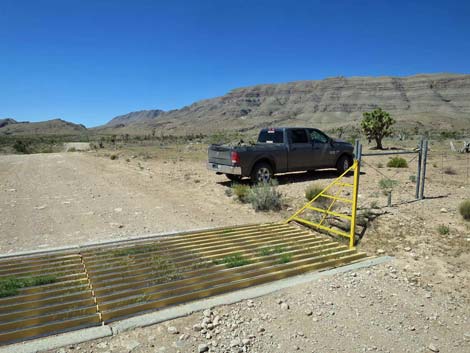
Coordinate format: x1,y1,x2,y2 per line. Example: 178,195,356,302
0,152,274,253
2,150,470,353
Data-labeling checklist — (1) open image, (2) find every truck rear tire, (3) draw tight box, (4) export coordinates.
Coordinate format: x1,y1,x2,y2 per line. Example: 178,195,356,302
251,162,273,183
336,155,352,174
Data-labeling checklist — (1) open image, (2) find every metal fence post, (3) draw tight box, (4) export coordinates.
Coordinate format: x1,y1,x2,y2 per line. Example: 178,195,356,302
357,143,362,164
419,140,428,199
415,139,423,199
354,139,359,159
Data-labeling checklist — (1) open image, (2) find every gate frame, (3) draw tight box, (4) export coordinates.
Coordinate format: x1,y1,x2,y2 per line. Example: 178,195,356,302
355,139,428,200
286,160,360,248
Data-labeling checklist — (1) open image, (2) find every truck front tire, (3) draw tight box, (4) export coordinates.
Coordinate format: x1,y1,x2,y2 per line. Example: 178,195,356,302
251,162,273,183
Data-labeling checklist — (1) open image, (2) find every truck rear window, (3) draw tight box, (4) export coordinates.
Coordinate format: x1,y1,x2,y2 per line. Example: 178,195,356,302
258,130,284,143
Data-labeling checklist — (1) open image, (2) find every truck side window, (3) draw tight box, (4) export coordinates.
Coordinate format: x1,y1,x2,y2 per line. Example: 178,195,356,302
309,130,329,144
290,129,308,144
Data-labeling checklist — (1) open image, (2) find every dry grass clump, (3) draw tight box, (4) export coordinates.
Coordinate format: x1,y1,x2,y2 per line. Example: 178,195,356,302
387,157,408,168
443,167,457,175
305,184,323,201
231,182,284,211
459,200,470,220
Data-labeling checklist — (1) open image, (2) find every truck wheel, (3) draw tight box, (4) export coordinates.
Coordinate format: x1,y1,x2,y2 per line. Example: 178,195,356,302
336,155,352,174
251,162,273,183
225,174,242,182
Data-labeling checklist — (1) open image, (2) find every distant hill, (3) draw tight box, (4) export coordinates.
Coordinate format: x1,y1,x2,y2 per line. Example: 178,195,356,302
93,73,470,135
0,119,87,136
102,109,165,129
0,118,17,128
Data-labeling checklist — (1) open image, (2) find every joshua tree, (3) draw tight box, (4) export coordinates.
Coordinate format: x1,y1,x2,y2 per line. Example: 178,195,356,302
361,108,395,149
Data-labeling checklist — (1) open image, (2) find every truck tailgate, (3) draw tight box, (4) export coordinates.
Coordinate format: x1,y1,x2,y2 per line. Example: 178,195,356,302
208,145,232,165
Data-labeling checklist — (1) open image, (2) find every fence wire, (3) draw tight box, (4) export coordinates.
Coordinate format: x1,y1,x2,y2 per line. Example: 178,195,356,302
359,149,469,207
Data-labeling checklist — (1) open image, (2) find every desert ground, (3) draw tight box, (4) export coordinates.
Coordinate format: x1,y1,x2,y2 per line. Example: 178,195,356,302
1,140,469,353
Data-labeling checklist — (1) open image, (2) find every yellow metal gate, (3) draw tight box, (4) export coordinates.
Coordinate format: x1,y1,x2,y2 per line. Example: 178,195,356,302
286,160,360,248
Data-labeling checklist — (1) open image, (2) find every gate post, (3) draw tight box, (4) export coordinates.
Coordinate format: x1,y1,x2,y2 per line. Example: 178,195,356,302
419,140,428,199
350,160,360,248
415,139,423,199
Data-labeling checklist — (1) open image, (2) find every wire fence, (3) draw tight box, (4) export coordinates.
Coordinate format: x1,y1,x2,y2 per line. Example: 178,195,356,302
427,150,470,187
360,154,421,207
357,146,469,208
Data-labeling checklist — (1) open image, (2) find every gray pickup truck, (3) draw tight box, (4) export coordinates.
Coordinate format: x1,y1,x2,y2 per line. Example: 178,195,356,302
207,127,354,182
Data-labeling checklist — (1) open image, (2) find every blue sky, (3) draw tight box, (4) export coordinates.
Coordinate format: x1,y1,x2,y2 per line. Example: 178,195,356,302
1,0,469,127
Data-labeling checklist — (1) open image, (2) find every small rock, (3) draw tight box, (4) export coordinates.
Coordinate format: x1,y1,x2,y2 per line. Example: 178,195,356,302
280,302,289,310
230,339,241,347
247,300,254,307
123,340,140,352
96,342,108,349
440,208,448,213
305,309,313,316
167,326,179,334
34,205,47,210
242,338,250,346
428,343,439,352
198,343,209,353
203,309,212,317
193,324,202,331
404,247,412,252
377,249,385,255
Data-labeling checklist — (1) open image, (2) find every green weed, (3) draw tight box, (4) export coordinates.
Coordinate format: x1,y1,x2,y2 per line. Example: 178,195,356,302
113,244,159,257
0,275,57,298
257,245,286,257
278,254,293,264
437,224,450,235
213,253,252,268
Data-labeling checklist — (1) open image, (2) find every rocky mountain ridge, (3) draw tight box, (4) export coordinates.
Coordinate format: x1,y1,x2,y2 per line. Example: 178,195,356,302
95,73,470,135
2,73,469,136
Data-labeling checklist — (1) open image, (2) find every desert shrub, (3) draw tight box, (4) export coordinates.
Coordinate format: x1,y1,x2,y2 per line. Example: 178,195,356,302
409,175,417,183
377,162,384,168
305,184,323,201
232,184,250,203
437,224,450,235
443,167,457,175
110,154,118,160
379,178,399,190
459,200,470,220
68,147,77,152
370,200,379,209
247,182,283,211
13,140,31,154
387,157,408,168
